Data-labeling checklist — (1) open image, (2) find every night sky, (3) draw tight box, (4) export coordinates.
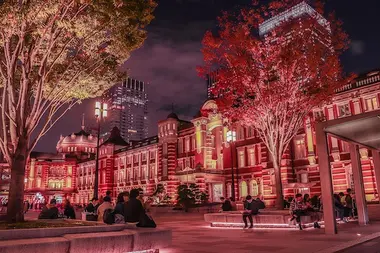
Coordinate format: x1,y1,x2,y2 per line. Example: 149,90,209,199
35,0,380,152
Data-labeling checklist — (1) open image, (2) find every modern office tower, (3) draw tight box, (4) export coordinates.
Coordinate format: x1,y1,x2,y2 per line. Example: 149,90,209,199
102,78,149,142
206,72,218,100
258,1,330,36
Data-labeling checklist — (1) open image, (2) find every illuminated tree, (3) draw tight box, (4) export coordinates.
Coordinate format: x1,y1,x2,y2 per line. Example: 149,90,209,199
199,0,352,208
0,0,156,222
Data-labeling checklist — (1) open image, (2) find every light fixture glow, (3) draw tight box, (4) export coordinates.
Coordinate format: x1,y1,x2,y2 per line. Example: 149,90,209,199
226,130,236,143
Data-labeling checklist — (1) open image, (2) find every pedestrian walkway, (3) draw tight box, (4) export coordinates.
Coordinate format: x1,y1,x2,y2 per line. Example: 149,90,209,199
21,204,380,253
156,204,380,253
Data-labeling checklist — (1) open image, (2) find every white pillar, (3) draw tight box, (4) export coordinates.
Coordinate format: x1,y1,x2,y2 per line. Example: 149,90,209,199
372,151,380,198
349,144,369,225
316,125,337,234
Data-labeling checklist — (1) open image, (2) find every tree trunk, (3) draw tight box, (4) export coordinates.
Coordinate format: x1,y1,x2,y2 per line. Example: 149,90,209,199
6,142,28,223
272,157,284,210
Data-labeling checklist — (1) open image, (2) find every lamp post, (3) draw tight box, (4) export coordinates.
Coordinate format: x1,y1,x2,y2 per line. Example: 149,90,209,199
94,101,107,199
227,130,237,200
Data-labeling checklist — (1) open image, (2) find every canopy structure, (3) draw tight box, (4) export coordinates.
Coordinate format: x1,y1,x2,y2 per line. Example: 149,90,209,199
316,109,380,234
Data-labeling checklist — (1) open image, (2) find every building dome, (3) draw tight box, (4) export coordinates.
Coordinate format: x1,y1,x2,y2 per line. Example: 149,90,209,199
56,116,98,154
167,112,179,120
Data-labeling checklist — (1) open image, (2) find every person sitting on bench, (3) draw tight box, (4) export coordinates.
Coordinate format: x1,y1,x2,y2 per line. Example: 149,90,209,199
290,193,307,230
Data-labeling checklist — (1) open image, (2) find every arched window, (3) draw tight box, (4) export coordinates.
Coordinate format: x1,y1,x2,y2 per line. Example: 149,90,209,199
240,181,248,198
250,179,259,197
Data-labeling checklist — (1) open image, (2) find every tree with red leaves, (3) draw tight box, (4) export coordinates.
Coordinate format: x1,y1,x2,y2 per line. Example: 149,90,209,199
198,0,352,209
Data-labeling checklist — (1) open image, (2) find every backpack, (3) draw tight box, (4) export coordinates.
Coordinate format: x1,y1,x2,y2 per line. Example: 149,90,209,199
103,208,115,225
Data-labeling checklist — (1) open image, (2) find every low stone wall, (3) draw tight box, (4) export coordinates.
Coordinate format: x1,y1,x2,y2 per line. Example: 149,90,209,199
0,227,172,253
204,211,317,228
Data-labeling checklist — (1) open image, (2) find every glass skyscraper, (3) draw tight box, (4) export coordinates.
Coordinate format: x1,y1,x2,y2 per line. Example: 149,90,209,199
102,78,149,142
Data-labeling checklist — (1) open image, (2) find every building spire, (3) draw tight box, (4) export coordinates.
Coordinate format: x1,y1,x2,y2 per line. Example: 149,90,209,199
81,113,85,130
171,103,175,113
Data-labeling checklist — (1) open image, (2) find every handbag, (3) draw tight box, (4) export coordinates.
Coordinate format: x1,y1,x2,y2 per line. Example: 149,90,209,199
137,213,157,228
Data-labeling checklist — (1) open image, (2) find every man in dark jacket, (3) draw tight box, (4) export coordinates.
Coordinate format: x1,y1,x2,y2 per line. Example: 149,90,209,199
242,195,260,228
124,189,145,223
220,197,232,212
85,197,99,213
38,199,59,219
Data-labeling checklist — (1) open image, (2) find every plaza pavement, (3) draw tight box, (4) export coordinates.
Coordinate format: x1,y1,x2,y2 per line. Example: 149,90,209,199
156,205,380,253
23,205,380,253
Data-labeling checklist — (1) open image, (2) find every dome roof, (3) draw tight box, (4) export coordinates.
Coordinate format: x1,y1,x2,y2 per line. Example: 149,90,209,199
167,112,179,120
56,128,97,150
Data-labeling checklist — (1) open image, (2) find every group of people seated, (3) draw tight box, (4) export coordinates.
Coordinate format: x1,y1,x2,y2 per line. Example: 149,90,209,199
84,189,155,227
38,198,76,220
219,195,266,229
289,188,355,230
334,188,355,223
289,193,321,230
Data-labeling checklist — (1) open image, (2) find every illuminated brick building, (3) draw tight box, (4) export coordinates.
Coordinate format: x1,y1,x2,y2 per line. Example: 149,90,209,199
0,69,379,206
76,68,380,206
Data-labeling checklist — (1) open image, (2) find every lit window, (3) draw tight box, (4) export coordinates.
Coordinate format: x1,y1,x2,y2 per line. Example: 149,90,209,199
365,97,378,111
185,138,190,152
247,127,254,138
338,104,351,118
314,110,324,121
238,150,245,167
248,148,256,166
294,138,306,159
299,173,308,183
240,181,248,197
250,180,259,197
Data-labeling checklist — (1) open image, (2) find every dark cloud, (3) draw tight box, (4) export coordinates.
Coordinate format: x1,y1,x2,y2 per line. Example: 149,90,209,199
35,0,380,152
350,40,365,56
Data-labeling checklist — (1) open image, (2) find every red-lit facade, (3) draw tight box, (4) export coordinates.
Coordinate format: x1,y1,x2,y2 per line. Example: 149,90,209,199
0,70,379,206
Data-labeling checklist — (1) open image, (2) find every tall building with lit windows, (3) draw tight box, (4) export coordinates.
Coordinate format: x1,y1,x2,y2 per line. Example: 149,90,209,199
102,78,149,142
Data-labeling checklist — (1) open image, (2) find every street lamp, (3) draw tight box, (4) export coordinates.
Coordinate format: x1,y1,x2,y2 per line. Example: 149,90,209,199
94,101,107,199
227,130,237,200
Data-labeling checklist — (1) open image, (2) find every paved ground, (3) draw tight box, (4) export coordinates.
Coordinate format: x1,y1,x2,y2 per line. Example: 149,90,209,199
338,237,380,253
155,212,380,253
22,205,380,253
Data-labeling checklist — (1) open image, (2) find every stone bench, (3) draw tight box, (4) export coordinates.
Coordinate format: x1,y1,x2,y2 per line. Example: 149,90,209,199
204,211,319,228
0,223,127,241
0,228,171,253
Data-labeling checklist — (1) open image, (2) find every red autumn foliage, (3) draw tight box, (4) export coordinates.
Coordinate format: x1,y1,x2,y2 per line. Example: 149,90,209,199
198,0,354,208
